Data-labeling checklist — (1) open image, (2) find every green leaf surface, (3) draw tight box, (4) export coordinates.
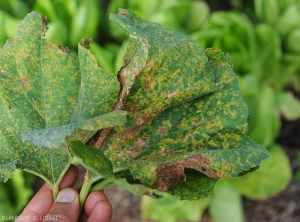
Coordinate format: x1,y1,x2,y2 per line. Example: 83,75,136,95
99,10,270,199
167,169,217,200
0,12,119,188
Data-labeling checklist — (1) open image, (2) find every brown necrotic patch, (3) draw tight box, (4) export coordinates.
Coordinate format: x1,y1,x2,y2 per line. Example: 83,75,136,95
58,45,70,53
124,104,140,113
167,90,179,98
143,75,153,90
127,147,142,158
158,127,168,135
151,154,220,192
152,163,186,192
181,154,219,179
19,77,29,89
163,149,175,156
135,137,147,148
41,17,48,36
134,114,150,126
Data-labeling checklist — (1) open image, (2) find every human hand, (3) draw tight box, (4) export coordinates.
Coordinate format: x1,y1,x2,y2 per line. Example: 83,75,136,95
16,165,112,222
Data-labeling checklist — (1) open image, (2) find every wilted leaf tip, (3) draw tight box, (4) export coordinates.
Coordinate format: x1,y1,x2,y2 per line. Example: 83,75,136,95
118,9,129,17
58,45,70,53
41,16,48,37
79,37,92,49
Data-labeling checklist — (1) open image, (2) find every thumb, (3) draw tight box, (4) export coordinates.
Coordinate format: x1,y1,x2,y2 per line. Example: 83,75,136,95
43,188,80,222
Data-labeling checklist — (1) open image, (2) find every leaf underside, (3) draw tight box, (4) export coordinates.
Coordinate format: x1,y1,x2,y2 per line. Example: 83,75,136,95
0,9,270,200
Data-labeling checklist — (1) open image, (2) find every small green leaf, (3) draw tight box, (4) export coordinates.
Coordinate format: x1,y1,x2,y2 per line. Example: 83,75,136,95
69,141,113,179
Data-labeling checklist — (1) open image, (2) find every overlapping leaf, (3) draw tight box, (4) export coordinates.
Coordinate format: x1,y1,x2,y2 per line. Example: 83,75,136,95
76,9,270,200
0,12,123,187
21,110,126,148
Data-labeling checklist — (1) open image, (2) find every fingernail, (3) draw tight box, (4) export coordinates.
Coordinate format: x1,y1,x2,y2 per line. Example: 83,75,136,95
56,189,76,203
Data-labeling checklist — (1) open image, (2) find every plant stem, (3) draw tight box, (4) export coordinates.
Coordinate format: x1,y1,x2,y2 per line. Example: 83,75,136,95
52,186,59,200
79,170,94,211
90,177,114,192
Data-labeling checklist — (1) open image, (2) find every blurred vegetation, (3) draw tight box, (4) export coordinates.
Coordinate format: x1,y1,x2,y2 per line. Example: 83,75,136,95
0,0,300,221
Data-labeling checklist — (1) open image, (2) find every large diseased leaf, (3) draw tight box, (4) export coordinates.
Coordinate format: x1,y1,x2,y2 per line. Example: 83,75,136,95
0,12,121,188
97,9,270,199
1,9,270,201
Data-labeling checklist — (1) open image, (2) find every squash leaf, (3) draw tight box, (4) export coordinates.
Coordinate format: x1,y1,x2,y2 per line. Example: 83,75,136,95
71,9,270,200
0,12,124,188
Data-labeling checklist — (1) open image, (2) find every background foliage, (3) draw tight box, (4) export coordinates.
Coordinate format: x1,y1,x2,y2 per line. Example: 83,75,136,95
0,0,299,221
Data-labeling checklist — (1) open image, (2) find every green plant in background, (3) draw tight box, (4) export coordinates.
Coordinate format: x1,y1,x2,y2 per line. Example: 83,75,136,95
0,0,299,221
142,192,210,222
0,170,34,217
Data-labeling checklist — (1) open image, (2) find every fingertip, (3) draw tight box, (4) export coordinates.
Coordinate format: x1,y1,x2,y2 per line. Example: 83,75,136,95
44,188,80,222
83,190,113,221
55,188,78,203
87,200,113,222
59,164,79,189
84,191,109,215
